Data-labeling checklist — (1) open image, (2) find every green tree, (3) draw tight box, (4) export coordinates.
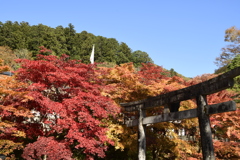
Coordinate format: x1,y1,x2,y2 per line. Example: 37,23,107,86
227,54,240,92
72,31,95,62
0,21,30,50
215,26,240,69
27,24,48,57
169,68,177,77
94,36,118,63
64,23,76,55
18,21,31,49
0,21,15,48
54,25,69,56
115,42,133,65
115,51,130,65
27,24,59,57
132,50,154,67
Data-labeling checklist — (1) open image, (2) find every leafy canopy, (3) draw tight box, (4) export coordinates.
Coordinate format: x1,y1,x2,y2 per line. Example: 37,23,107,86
14,54,120,159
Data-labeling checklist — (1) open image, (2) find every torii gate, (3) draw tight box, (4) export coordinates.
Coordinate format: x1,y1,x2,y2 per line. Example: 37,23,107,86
120,67,240,160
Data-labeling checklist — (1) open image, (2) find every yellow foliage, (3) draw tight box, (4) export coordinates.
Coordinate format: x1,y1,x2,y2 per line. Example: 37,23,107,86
11,130,26,138
118,126,138,156
106,124,125,150
0,46,18,70
0,59,10,74
97,63,200,158
0,121,15,131
0,140,23,156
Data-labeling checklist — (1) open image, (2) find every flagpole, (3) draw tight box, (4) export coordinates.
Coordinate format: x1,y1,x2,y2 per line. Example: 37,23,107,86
90,44,95,64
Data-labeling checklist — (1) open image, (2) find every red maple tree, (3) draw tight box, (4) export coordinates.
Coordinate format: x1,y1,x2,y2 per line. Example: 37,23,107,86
15,54,120,159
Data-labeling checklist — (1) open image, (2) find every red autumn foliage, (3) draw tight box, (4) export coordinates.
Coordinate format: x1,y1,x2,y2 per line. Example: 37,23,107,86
137,63,169,83
14,54,120,159
38,46,52,55
22,136,73,160
1,49,239,159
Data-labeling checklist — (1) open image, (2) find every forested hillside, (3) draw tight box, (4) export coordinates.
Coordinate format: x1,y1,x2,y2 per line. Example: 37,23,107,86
0,21,153,66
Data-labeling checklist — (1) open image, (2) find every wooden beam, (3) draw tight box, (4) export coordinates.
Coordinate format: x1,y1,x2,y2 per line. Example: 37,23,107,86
125,101,236,127
121,66,240,112
122,78,234,112
207,100,236,114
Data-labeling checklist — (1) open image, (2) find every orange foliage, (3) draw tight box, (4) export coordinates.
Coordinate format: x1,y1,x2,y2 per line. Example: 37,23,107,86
99,68,240,159
0,59,32,157
98,63,199,159
99,63,186,103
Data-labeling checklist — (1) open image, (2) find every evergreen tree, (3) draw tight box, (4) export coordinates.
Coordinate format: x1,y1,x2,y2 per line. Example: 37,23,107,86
132,50,154,67
94,36,118,63
115,42,132,65
64,23,76,55
54,25,69,56
72,31,95,62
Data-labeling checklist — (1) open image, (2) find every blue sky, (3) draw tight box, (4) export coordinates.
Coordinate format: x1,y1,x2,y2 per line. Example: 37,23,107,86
1,0,240,78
